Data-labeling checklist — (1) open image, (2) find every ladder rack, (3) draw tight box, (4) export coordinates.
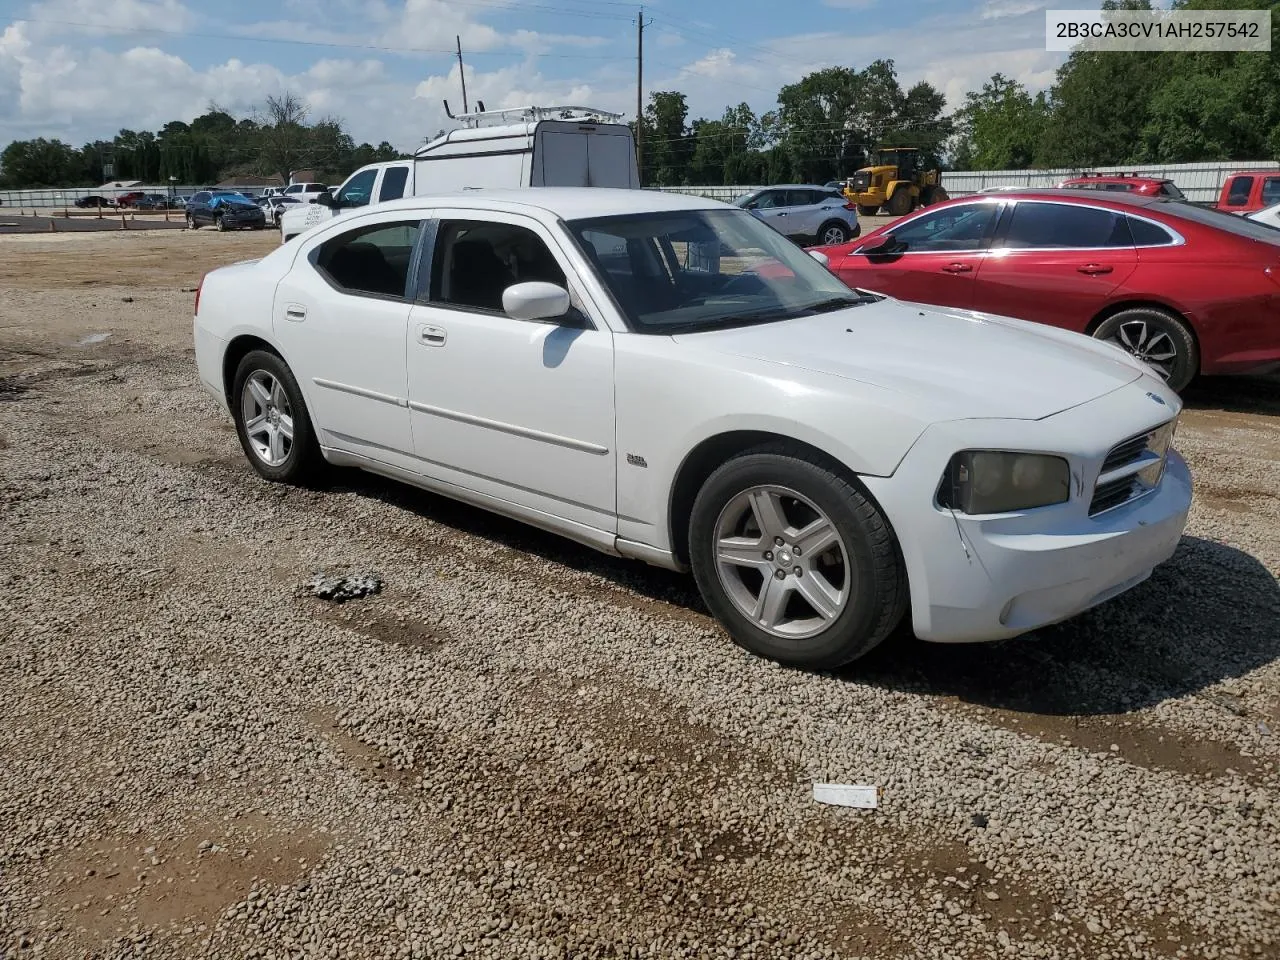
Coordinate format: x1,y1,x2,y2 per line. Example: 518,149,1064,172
442,101,626,127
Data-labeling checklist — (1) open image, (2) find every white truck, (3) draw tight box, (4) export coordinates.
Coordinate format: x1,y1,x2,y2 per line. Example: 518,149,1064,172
279,103,640,243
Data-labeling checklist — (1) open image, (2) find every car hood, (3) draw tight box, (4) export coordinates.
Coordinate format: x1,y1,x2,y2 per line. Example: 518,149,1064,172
673,298,1147,421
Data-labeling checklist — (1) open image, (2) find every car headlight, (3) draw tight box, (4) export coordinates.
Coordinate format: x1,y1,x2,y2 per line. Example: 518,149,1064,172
937,451,1071,515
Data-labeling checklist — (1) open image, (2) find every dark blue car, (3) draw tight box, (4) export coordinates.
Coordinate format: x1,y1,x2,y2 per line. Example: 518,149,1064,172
185,191,267,231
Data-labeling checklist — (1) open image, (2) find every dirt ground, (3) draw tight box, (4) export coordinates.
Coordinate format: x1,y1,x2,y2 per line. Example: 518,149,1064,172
1,229,1277,959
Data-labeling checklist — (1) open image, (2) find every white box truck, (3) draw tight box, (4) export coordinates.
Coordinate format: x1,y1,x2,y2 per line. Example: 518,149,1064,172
279,103,640,242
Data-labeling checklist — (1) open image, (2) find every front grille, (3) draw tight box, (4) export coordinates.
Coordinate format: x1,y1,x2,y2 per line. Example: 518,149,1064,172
850,172,871,192
1090,477,1140,515
1088,419,1176,516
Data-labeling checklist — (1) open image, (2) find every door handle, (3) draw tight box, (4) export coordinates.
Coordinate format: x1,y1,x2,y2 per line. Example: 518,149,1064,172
941,262,972,273
1077,263,1113,275
284,304,307,322
417,323,446,347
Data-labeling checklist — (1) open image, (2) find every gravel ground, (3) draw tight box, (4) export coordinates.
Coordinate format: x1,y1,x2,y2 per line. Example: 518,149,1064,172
1,230,1277,960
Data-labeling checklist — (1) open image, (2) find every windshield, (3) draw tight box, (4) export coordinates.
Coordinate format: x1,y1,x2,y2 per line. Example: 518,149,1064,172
566,208,870,334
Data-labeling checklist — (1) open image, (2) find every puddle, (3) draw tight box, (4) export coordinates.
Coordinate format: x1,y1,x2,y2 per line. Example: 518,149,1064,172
78,332,112,345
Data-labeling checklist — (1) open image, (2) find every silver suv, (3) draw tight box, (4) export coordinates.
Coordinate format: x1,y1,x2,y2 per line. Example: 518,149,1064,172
733,185,861,246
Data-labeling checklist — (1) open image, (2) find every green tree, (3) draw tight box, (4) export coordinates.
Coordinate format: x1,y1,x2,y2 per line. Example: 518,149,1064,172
641,91,693,186
0,138,84,187
950,74,1050,170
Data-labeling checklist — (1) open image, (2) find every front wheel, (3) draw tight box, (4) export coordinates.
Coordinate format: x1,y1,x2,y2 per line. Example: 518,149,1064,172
231,350,324,484
689,444,907,670
186,213,199,230
216,215,228,232
1092,307,1198,393
886,188,913,217
817,221,850,245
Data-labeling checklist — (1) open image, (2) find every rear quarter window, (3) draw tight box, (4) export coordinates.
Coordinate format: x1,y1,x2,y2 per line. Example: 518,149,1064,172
1126,216,1175,247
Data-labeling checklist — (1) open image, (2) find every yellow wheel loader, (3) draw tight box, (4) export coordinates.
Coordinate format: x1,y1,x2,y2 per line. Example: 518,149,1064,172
843,148,949,217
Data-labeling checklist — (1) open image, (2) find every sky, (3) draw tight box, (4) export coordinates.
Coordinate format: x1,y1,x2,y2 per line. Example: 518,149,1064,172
0,0,1076,152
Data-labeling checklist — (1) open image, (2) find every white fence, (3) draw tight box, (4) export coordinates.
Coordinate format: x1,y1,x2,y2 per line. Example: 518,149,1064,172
2,161,1271,208
651,161,1276,205
939,161,1276,203
0,182,271,207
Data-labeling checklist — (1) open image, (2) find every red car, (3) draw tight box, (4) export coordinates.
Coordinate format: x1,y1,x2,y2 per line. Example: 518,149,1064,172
114,191,146,208
1216,170,1280,214
810,188,1280,392
1056,173,1185,200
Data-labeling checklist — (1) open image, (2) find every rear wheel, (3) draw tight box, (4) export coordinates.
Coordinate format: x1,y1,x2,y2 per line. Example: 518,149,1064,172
857,204,880,217
817,221,850,245
231,350,324,485
1092,307,1198,393
689,444,907,670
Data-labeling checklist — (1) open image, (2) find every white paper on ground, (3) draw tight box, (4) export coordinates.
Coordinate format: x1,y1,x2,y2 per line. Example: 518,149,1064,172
812,783,879,809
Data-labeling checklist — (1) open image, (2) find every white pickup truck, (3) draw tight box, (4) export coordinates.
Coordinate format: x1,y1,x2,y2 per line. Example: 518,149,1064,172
279,104,640,243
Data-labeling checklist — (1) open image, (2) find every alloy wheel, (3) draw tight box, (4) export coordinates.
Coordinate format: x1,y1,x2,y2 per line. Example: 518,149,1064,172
1109,319,1177,381
240,370,294,467
821,225,847,245
713,484,851,640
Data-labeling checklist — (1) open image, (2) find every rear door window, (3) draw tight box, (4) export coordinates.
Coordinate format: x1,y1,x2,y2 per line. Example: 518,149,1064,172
314,220,422,299
1002,202,1131,248
378,166,410,201
1261,177,1280,206
1226,176,1254,206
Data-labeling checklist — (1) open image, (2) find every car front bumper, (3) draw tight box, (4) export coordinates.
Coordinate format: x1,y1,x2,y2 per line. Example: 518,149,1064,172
217,209,266,227
862,380,1193,643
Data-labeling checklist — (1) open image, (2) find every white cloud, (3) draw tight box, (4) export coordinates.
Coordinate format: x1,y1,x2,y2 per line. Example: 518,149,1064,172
0,0,1069,165
25,0,197,36
979,0,1048,20
411,61,625,141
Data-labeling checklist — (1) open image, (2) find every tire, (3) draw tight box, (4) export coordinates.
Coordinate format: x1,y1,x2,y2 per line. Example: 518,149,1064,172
886,187,913,217
216,215,228,232
186,213,199,230
816,221,850,245
688,443,907,670
1092,307,1198,393
231,350,325,485
857,205,880,217
921,185,949,206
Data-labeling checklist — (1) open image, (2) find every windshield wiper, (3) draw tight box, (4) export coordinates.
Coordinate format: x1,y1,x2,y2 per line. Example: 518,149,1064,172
801,295,875,313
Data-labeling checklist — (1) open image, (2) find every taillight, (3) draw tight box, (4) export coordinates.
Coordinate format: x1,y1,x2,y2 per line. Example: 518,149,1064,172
844,201,857,211
194,273,205,315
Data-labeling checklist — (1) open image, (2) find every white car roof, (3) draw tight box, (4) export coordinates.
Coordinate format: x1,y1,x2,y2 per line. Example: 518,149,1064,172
360,187,725,221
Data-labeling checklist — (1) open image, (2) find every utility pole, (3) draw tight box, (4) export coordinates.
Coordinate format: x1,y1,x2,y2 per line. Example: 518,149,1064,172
456,35,469,113
635,6,651,184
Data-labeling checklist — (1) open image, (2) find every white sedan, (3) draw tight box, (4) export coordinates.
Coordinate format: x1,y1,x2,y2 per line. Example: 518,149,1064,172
192,188,1193,669
1247,201,1280,230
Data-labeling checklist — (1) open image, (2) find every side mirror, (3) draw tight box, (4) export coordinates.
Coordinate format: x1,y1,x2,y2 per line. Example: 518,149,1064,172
314,191,335,208
807,250,830,268
860,232,896,255
502,281,571,322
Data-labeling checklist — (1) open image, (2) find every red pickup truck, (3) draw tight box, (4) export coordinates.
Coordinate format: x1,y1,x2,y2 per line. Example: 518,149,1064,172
1216,170,1280,214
